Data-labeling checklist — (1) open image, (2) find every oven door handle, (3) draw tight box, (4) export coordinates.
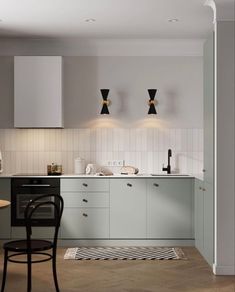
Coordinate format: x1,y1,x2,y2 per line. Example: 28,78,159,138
21,184,51,187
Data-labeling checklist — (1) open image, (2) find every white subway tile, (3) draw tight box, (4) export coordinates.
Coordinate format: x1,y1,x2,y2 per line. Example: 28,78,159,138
147,129,154,151
129,129,136,151
147,152,154,174
1,127,203,175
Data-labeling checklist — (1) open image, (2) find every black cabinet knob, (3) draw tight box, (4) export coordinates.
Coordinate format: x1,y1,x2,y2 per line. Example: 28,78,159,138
83,213,88,217
153,183,159,187
127,183,132,187
82,183,88,187
82,199,88,203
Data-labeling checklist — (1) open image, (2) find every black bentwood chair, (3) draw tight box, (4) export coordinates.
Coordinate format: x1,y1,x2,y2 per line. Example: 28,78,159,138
1,194,64,292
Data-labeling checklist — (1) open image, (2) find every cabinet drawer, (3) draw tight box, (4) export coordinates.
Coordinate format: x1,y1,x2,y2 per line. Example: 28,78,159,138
61,192,109,208
61,208,109,239
61,179,109,192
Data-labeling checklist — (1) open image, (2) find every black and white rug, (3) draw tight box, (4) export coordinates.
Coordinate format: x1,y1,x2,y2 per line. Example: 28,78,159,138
64,247,186,260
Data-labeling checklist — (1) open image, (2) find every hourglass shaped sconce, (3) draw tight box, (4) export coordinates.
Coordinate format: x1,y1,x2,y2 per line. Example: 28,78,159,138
100,89,110,115
148,89,157,115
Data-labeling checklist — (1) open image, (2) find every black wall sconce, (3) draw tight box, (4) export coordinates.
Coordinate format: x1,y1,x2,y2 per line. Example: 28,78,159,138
148,89,157,114
100,89,110,115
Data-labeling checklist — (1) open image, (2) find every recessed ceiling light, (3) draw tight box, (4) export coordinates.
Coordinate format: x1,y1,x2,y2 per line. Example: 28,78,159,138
168,18,179,23
85,18,96,23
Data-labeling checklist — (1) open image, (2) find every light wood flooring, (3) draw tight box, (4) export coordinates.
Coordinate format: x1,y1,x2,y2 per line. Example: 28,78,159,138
0,247,235,292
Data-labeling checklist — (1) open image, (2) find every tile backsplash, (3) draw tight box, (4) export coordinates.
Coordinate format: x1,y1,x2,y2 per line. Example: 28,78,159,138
0,128,203,178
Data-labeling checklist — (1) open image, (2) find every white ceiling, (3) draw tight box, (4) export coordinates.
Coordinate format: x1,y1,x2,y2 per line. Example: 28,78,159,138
0,0,213,38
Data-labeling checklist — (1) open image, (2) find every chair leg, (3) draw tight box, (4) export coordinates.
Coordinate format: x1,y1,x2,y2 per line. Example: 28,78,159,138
27,253,32,292
52,254,59,292
1,249,8,292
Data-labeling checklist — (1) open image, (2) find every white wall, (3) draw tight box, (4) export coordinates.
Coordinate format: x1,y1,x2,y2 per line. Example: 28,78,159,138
0,56,203,129
63,56,203,128
0,40,203,176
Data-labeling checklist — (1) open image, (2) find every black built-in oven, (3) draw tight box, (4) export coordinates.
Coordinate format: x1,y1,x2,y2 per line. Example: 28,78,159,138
11,178,60,226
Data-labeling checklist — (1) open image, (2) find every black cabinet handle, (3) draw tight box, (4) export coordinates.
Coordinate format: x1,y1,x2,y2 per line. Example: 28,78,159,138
82,199,88,203
82,183,88,187
127,183,132,187
83,213,88,217
153,183,159,187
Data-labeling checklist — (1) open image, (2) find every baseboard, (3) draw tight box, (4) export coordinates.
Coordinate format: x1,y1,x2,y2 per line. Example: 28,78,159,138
213,263,235,275
58,239,195,247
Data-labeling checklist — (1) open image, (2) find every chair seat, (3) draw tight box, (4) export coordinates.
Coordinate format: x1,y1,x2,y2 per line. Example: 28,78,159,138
3,239,53,252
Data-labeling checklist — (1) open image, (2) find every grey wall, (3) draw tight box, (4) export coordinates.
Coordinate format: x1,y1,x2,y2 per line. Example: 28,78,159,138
0,56,203,129
215,20,235,274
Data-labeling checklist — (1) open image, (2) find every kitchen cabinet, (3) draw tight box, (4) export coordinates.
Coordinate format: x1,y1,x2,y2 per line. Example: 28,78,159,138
203,35,214,185
194,179,204,252
0,179,11,239
194,34,214,267
2,176,192,242
203,182,214,266
194,179,214,266
61,208,109,239
61,179,110,239
61,178,109,192
110,179,147,238
147,178,194,239
14,56,63,128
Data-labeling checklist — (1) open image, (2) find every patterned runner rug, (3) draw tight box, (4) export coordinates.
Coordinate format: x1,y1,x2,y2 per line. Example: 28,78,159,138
64,247,187,260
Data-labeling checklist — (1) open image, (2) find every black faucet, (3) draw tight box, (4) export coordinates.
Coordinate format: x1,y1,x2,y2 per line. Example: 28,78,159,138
162,149,172,174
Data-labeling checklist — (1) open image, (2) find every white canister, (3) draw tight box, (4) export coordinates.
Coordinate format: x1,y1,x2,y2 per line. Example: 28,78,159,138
74,157,85,174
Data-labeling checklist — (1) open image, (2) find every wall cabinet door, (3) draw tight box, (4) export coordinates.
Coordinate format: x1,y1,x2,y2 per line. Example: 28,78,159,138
14,56,63,128
110,179,147,238
61,208,109,239
147,178,193,239
0,179,11,239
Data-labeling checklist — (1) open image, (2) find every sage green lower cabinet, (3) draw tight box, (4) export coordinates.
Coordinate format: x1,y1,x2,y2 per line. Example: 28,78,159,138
203,182,214,266
195,179,204,252
147,178,194,239
0,179,11,239
60,179,110,239
60,177,195,242
61,208,109,239
194,179,214,266
110,179,147,238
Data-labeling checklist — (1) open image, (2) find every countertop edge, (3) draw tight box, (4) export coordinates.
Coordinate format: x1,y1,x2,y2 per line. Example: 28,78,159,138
0,174,195,179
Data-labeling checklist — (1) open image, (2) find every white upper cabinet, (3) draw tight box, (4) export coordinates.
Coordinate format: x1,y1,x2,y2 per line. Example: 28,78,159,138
14,56,63,128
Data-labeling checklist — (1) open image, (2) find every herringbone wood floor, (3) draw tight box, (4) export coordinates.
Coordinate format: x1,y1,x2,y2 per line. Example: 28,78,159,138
0,247,234,292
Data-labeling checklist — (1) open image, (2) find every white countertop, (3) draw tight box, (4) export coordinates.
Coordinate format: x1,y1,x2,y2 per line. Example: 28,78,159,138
0,173,194,178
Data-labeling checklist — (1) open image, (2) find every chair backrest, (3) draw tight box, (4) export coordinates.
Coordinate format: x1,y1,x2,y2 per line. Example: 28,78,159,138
24,194,64,249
